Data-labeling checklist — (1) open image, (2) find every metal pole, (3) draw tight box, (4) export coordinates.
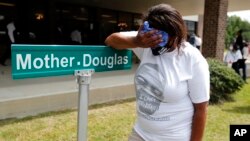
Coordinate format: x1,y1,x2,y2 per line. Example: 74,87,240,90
75,70,94,141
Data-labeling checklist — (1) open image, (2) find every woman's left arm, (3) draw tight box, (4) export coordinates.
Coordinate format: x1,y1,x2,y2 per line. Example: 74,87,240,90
187,50,210,141
190,101,208,141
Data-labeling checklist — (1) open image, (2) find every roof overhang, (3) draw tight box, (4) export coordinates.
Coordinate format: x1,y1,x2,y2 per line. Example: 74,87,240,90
61,0,250,16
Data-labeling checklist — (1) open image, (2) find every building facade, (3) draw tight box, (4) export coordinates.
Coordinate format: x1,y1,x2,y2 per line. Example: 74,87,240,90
0,0,197,54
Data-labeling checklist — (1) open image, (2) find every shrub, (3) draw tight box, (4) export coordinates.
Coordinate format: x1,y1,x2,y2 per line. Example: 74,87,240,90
207,58,245,104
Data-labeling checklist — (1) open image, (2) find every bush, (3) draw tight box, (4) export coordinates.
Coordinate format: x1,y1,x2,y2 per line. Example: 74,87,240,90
207,58,245,104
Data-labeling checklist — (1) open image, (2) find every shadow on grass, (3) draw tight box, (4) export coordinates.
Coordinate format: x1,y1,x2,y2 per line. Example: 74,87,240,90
0,98,135,127
223,105,250,114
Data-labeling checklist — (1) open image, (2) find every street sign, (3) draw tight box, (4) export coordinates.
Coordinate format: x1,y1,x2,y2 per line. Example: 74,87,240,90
11,44,133,141
11,44,132,79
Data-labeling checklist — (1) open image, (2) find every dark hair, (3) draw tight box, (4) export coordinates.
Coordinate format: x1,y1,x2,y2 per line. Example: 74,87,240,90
143,4,187,48
233,43,239,51
238,29,243,34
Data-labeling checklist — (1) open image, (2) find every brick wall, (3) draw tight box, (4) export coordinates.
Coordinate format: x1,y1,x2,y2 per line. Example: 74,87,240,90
202,0,228,61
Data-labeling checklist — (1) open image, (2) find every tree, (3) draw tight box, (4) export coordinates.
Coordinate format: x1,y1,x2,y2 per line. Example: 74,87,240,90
225,16,250,48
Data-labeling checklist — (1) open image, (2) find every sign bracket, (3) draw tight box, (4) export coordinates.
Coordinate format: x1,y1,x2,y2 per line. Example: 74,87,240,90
74,69,94,141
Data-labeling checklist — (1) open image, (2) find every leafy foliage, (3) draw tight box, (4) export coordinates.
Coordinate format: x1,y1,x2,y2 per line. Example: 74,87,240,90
225,16,250,48
207,58,245,104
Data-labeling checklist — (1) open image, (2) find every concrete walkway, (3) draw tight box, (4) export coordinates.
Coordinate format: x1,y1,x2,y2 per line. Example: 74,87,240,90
0,56,249,120
0,59,138,120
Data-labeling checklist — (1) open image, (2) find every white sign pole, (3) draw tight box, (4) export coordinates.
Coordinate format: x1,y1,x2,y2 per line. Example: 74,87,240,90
75,70,94,141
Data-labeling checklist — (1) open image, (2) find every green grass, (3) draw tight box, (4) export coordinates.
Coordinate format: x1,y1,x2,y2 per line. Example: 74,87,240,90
0,80,250,141
204,79,250,141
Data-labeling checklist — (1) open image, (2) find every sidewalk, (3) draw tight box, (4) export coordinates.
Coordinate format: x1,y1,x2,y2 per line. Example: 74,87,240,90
1,56,249,120
0,59,138,120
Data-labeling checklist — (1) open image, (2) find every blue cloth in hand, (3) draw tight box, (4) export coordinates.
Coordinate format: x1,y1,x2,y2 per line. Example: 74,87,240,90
142,21,168,47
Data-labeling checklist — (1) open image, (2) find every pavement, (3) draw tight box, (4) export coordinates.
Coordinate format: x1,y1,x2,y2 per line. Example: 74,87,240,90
0,60,137,101
0,56,249,120
0,59,138,119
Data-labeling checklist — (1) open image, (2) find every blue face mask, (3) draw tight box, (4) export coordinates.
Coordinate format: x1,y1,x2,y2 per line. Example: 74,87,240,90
143,21,169,56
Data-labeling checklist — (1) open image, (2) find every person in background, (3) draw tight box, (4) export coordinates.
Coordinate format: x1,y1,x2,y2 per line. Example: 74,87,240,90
224,43,242,74
188,32,196,47
241,41,249,82
105,4,210,141
7,21,16,44
70,25,82,45
0,21,16,66
195,35,202,50
235,30,247,82
243,41,249,60
236,30,244,52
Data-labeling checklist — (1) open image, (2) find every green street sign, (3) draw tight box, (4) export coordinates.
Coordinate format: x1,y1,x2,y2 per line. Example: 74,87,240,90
11,44,132,79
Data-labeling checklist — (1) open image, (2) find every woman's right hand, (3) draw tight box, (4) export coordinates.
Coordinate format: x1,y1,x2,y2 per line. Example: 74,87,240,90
135,25,163,48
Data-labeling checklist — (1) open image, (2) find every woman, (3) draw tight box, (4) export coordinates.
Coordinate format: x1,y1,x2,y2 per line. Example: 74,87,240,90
105,4,210,141
224,44,242,74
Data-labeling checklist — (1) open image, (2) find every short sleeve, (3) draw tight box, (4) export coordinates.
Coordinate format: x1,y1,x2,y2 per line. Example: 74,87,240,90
132,48,144,60
224,52,233,63
188,58,210,103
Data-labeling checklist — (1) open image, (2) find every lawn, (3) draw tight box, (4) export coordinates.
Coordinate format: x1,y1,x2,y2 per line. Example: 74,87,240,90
0,80,250,141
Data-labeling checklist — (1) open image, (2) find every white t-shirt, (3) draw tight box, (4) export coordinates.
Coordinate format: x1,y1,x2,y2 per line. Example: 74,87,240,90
224,50,242,64
7,22,16,43
121,31,210,141
195,36,202,46
70,29,82,44
243,46,249,59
